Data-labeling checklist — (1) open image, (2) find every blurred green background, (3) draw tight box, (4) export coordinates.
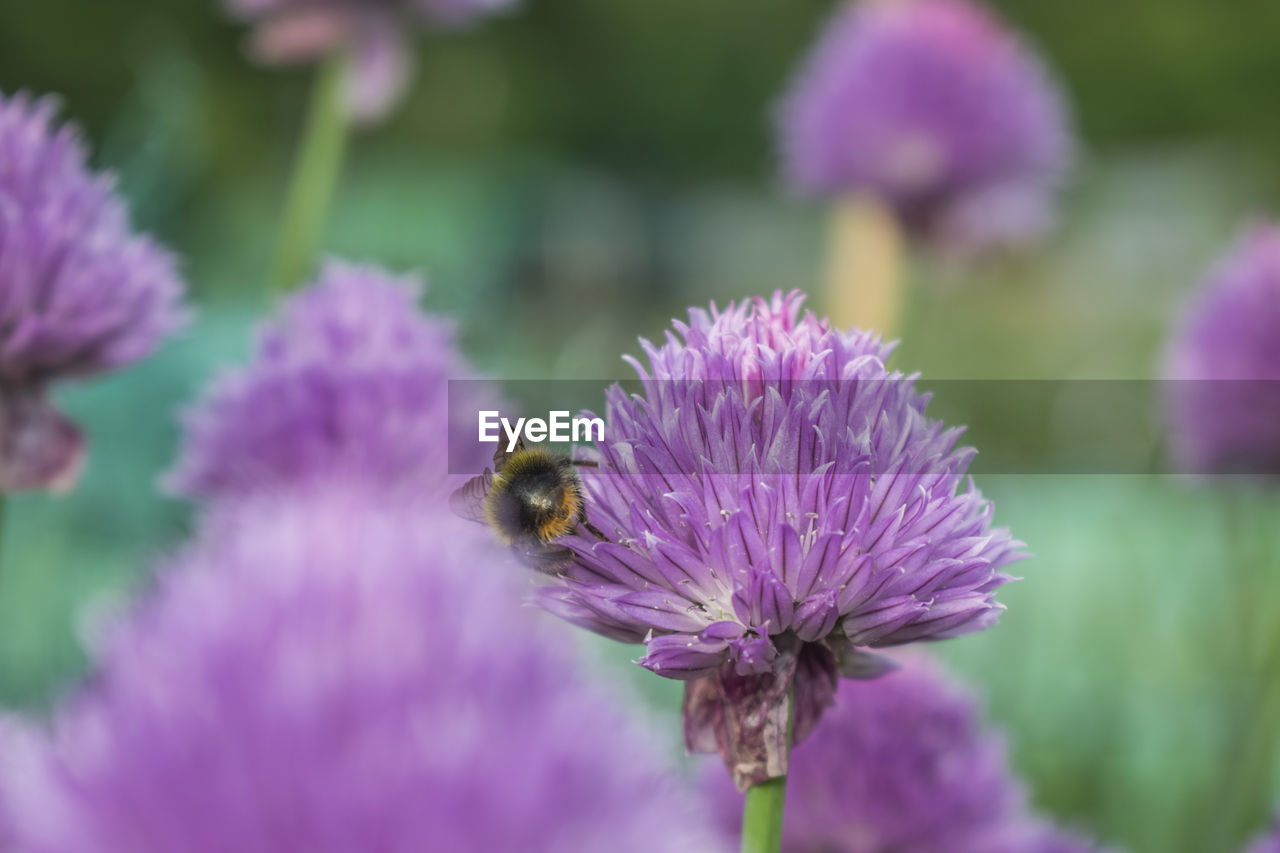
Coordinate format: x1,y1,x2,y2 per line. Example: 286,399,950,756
4,1,1280,851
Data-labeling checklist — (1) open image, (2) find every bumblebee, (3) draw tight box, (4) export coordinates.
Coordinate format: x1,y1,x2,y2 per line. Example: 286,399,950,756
451,438,606,573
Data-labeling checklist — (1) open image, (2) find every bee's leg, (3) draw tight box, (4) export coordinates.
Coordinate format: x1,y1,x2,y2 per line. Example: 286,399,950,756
560,445,600,469
521,543,573,576
582,520,608,541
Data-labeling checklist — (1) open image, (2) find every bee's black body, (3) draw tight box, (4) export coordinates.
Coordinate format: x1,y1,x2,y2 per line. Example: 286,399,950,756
451,439,606,573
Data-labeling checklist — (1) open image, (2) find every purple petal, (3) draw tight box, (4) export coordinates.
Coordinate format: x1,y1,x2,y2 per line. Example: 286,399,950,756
792,590,840,642
729,635,778,677
842,597,929,645
730,566,795,632
700,620,747,642
640,633,729,680
615,589,712,633
531,587,648,644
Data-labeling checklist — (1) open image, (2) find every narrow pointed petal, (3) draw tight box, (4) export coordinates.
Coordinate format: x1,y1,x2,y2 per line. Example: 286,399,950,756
641,633,730,680
792,590,840,642
616,589,712,633
730,566,795,632
729,635,778,677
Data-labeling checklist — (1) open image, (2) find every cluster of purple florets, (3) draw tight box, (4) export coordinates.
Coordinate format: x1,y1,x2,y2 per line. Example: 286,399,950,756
778,0,1072,251
9,0,1280,850
0,92,185,492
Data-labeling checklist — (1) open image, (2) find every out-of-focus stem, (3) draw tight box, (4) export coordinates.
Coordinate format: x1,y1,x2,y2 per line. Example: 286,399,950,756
271,51,350,292
0,496,6,591
823,194,906,339
1209,645,1280,851
1205,492,1280,851
739,688,795,853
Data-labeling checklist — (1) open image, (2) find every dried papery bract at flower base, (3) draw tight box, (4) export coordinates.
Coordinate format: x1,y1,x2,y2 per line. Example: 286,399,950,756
1165,223,1280,480
224,0,520,122
536,291,1025,789
0,91,186,493
778,0,1072,254
166,260,494,502
703,656,1110,853
0,494,724,853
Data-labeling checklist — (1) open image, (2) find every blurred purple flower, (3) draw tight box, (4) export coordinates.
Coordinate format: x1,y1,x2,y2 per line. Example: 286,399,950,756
166,260,493,501
1165,223,1280,479
225,0,518,122
537,292,1023,787
0,493,723,853
778,0,1072,251
0,720,11,850
703,655,1107,853
1247,816,1280,853
0,91,185,492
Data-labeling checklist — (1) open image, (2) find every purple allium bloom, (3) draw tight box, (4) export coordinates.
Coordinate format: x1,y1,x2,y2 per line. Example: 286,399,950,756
0,91,185,492
778,0,1072,251
976,821,1112,853
1247,817,1280,853
1165,224,1280,478
166,260,492,501
226,0,519,122
0,493,723,853
537,292,1023,788
0,720,11,850
703,656,1107,853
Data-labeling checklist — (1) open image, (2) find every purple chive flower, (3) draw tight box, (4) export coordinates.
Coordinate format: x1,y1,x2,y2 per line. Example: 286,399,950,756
778,0,1072,251
703,655,1108,853
0,721,10,850
226,0,519,122
1247,817,1280,853
537,292,1023,788
166,260,493,501
0,493,724,853
1165,223,1280,478
0,91,185,492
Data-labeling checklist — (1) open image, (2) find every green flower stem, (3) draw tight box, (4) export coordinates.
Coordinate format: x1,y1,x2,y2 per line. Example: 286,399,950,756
1205,491,1280,851
1210,642,1280,851
740,687,795,853
271,51,351,292
0,495,6,591
741,774,788,853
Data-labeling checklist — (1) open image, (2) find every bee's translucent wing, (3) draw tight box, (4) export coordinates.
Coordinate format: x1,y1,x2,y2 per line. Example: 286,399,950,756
492,437,526,473
449,469,492,525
